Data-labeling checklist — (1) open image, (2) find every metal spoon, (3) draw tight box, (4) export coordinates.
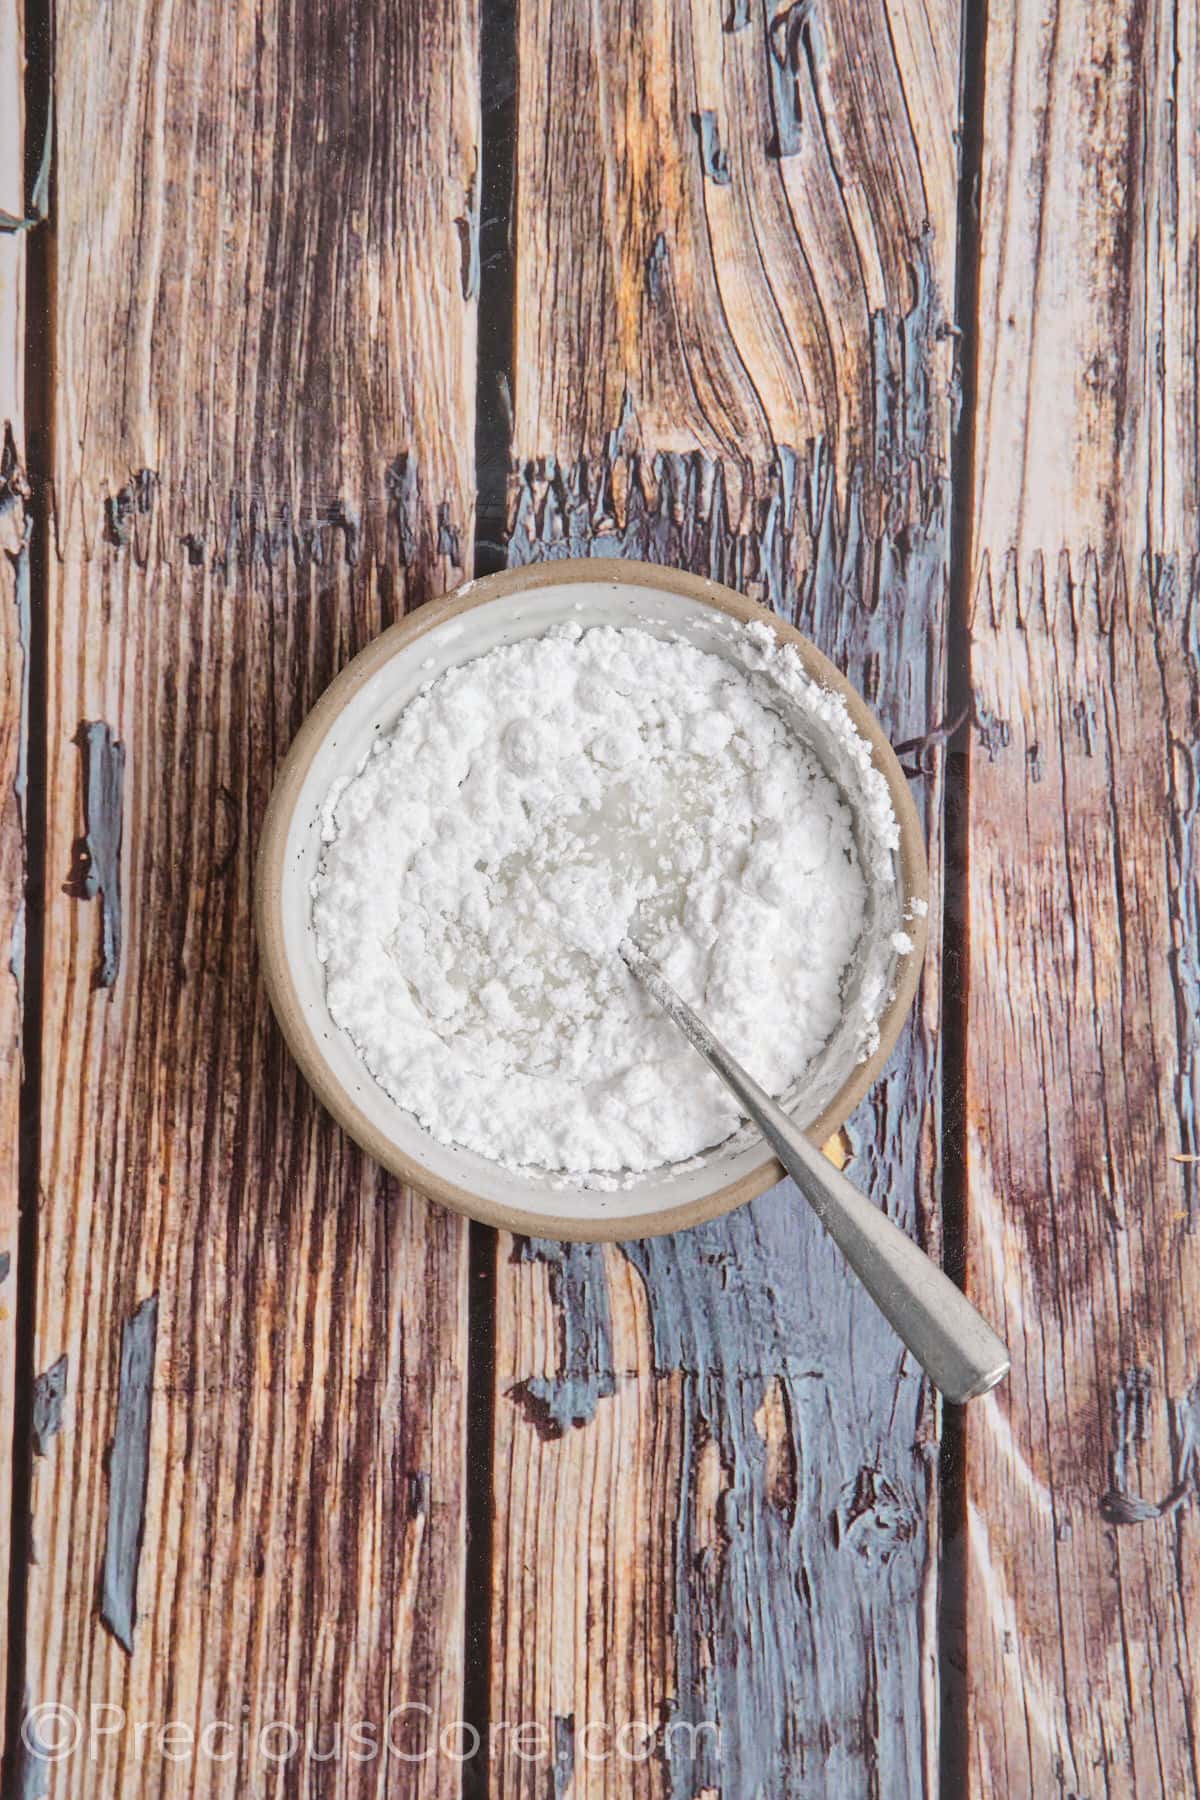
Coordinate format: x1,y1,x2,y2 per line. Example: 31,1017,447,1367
619,939,1009,1404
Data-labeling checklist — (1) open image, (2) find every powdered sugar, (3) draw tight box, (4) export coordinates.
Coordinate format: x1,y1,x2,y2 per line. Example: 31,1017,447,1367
312,621,901,1178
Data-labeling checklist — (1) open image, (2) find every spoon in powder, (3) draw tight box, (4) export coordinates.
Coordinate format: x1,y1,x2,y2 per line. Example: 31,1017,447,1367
619,940,1009,1404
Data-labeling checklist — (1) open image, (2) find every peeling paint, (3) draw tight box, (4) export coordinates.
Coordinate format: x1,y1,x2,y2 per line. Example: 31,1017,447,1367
0,87,52,235
15,1690,52,1799
2,423,32,872
552,1714,575,1797
11,536,30,815
1072,691,1100,753
100,1295,158,1654
32,1354,68,1457
197,490,362,576
408,1469,429,1519
387,453,422,565
507,387,944,637
103,467,157,549
9,899,23,1011
623,1212,931,1796
767,2,815,160
1172,1379,1200,1488
1156,554,1200,1226
66,722,125,989
1101,1367,1197,1523
900,240,935,461
456,156,481,301
694,111,731,185
508,1241,615,1436
837,1463,917,1562
974,705,1011,758
436,500,463,569
328,498,360,566
646,231,669,303
0,421,30,559
871,237,939,477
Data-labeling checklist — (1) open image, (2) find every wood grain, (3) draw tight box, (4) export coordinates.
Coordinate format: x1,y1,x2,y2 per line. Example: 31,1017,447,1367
16,1,478,1794
0,0,28,1759
963,0,1200,1791
496,1,959,1791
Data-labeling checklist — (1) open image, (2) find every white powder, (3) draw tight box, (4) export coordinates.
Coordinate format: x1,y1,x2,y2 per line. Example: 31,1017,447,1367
312,621,900,1178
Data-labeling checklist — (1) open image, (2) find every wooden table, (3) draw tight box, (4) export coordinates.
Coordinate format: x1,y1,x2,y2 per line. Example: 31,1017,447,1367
1,0,1197,1793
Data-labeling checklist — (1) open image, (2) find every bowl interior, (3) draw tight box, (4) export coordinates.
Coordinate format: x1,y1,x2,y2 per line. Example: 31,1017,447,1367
264,569,926,1235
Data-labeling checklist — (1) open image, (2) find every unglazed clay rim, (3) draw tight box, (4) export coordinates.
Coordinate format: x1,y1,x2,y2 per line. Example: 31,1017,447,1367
254,559,930,1241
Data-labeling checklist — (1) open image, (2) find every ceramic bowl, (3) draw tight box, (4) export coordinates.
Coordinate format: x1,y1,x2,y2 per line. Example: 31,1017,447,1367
254,559,928,1240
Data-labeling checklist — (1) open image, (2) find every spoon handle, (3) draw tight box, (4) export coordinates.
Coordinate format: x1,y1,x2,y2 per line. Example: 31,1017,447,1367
621,941,1009,1404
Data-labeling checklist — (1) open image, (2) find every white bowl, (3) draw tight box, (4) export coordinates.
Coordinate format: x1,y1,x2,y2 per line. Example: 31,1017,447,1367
255,560,928,1240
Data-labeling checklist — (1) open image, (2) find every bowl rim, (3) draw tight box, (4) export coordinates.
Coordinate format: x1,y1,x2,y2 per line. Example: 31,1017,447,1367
254,557,930,1241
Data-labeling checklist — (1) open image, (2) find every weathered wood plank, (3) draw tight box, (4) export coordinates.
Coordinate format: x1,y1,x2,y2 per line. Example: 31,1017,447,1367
17,1,478,1793
0,0,28,1759
963,0,1200,1792
495,2,959,1792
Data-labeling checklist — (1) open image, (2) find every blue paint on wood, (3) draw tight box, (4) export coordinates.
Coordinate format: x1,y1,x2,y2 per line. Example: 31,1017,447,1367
1173,1377,1200,1487
437,500,464,569
872,244,936,479
457,161,482,301
2,426,30,1012
872,311,895,479
1,423,31,805
624,1185,934,1794
100,1295,159,1654
327,498,360,566
67,722,125,989
647,232,669,304
509,1241,615,1434
974,703,1011,758
505,239,948,1792
387,453,423,566
9,899,24,1011
14,1698,52,1800
1159,553,1200,1227
503,218,949,1787
189,492,362,575
0,86,51,236
1102,1365,1200,1523
31,1354,68,1458
766,2,814,159
102,467,157,549
694,111,732,185
900,239,935,462
553,1713,575,1795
